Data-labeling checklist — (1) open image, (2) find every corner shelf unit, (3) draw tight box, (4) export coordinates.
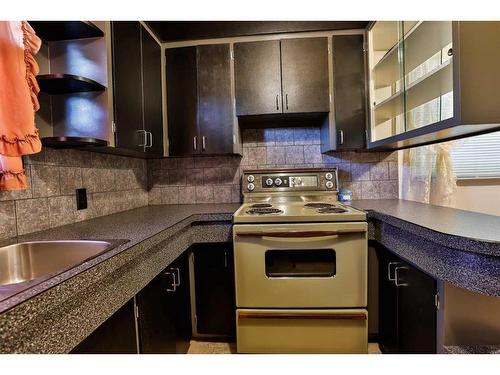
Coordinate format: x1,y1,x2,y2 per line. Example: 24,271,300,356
37,74,106,95
30,21,104,41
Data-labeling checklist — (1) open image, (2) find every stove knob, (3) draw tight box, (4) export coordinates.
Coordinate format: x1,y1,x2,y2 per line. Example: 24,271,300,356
265,178,274,186
247,183,255,191
247,175,255,183
325,172,333,181
326,181,334,189
274,178,282,186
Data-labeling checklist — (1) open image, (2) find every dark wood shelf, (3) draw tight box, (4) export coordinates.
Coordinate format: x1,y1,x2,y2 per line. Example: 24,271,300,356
37,74,105,95
42,137,107,148
29,21,104,41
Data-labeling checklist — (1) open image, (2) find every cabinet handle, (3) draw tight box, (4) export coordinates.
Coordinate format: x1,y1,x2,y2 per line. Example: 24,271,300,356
202,136,206,151
338,130,344,145
169,267,181,287
162,271,177,292
193,136,198,151
285,93,289,110
387,261,400,281
224,251,228,268
394,266,408,287
145,131,153,148
137,129,147,147
276,94,280,110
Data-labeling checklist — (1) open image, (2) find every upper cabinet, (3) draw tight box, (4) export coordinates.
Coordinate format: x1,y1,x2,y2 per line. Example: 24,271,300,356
166,43,238,156
367,21,500,150
111,22,164,156
234,37,330,116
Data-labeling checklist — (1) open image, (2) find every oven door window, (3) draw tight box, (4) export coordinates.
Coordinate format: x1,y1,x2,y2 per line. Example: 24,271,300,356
265,249,336,278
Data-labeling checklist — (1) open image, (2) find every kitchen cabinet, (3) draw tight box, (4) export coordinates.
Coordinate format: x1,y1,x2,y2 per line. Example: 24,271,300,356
71,298,138,354
111,21,163,156
377,245,437,353
191,243,235,338
166,44,237,156
321,34,367,151
367,21,500,150
136,252,192,354
234,37,329,116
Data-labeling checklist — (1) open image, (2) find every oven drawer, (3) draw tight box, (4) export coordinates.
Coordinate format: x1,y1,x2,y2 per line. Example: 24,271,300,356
233,222,367,308
236,308,368,353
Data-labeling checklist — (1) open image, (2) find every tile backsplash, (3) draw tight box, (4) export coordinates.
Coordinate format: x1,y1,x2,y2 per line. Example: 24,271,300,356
0,126,398,240
0,148,148,240
147,127,398,205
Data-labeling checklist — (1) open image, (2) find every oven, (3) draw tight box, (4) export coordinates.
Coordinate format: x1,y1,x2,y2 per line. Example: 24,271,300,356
233,222,367,308
233,221,368,353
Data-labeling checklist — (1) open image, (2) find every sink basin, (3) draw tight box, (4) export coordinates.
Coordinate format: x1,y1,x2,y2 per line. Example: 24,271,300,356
0,240,112,286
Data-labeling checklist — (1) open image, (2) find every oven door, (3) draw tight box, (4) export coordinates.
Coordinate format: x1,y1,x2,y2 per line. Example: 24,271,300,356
233,222,367,308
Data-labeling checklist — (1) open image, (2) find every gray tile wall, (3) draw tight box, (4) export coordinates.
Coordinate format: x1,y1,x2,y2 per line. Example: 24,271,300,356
148,127,399,205
0,149,148,240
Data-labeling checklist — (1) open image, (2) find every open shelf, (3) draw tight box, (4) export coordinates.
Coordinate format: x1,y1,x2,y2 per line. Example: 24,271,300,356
30,21,104,41
404,21,452,74
42,137,107,148
37,74,106,95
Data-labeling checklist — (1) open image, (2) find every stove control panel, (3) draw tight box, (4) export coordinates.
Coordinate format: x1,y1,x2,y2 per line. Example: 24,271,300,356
243,169,338,193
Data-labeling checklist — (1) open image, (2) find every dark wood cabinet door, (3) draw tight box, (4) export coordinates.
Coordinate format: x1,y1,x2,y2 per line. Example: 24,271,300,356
280,37,330,113
166,46,199,156
397,264,437,353
170,253,192,354
71,299,138,354
111,22,143,151
136,272,177,354
141,25,164,156
193,243,235,337
332,35,367,149
377,247,400,354
234,40,282,116
197,44,234,154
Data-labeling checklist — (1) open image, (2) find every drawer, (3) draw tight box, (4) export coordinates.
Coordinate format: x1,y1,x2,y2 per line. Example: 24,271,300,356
236,308,368,353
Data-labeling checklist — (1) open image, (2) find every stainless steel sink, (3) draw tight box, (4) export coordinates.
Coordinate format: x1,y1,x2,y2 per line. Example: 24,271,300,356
0,240,112,286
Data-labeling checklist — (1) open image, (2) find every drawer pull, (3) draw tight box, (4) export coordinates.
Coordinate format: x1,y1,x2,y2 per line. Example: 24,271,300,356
238,312,367,320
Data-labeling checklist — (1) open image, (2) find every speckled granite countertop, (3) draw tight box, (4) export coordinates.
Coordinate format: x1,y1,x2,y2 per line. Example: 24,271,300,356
351,200,500,297
0,200,499,353
444,345,500,354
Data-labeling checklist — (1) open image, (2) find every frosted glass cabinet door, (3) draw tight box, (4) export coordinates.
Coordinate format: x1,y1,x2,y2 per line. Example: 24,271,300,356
403,21,454,131
368,21,405,142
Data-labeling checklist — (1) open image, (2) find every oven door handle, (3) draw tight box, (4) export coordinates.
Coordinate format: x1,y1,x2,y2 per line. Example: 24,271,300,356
235,229,366,238
238,312,367,320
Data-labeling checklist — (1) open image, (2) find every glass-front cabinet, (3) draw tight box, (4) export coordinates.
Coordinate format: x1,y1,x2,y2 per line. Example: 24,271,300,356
367,21,500,150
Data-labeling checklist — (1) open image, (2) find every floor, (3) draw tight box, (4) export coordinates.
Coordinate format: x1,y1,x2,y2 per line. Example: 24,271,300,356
187,340,382,354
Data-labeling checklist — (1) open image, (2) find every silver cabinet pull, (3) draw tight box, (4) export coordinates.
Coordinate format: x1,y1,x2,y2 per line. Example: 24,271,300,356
193,136,198,151
285,93,289,110
169,267,180,287
275,94,280,110
137,129,147,147
202,136,206,151
162,271,177,292
387,261,400,281
145,131,153,148
224,251,228,268
338,129,344,145
394,266,408,287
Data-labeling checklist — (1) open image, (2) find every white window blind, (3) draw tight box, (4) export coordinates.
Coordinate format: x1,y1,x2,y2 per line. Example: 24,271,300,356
451,131,500,179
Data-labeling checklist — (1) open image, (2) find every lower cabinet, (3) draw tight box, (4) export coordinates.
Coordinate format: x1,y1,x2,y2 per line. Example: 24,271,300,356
137,252,192,354
191,243,236,338
377,245,437,353
71,299,138,354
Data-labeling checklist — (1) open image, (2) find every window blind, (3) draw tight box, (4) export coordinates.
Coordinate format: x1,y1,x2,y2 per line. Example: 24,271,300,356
451,131,500,179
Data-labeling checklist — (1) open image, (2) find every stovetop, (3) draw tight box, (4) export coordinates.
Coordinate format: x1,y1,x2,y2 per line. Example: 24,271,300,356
234,168,366,224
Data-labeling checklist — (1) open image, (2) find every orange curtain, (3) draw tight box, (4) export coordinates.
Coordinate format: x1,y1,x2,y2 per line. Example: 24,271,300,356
0,21,42,191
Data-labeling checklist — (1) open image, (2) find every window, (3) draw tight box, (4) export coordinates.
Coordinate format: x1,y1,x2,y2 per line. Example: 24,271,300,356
451,131,500,179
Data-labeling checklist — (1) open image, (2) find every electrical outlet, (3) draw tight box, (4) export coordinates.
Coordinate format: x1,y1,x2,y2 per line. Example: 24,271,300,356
76,188,87,210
